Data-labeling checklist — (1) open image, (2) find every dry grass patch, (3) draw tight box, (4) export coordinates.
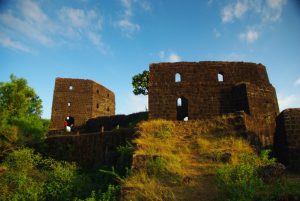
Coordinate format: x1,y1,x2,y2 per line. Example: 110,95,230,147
123,116,257,201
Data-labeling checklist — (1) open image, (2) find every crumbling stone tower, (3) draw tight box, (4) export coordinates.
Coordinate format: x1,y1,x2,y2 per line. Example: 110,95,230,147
50,78,115,130
149,61,279,146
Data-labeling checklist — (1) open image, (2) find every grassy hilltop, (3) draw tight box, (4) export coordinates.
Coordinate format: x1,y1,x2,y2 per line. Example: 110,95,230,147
122,117,300,201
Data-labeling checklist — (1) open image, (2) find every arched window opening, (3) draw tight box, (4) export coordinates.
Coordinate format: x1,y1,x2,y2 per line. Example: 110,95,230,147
96,89,99,94
177,98,182,107
107,107,110,112
96,103,99,109
175,73,181,82
69,85,73,90
107,93,110,98
218,73,224,82
176,97,188,121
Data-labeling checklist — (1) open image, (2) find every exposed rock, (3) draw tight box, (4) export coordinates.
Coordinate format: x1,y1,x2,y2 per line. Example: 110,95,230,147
258,163,286,183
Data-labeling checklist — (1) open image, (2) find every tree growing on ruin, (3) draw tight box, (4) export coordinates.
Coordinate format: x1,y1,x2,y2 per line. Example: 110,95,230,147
132,70,149,95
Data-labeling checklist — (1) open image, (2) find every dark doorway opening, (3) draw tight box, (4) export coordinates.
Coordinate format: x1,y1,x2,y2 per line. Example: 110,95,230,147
176,97,188,121
65,116,75,127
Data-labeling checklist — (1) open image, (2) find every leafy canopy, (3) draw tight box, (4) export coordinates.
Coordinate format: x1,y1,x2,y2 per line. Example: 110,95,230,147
132,70,149,95
0,75,48,155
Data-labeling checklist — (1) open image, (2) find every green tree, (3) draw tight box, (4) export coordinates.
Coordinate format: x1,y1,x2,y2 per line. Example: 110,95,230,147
0,75,47,155
132,70,149,95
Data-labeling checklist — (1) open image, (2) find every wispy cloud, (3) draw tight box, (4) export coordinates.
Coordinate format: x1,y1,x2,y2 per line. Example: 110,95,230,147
221,0,287,23
0,34,32,53
294,77,300,86
264,0,287,21
0,10,54,46
115,0,150,37
169,53,181,62
221,1,248,23
0,0,106,53
239,28,259,43
278,94,300,111
158,50,182,62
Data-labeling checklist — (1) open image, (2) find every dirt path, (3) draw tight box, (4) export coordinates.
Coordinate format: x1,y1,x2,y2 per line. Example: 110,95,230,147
172,139,218,201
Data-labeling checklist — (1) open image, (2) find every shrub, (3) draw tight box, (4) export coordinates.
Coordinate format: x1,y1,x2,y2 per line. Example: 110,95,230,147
216,151,300,201
0,148,44,201
216,160,264,201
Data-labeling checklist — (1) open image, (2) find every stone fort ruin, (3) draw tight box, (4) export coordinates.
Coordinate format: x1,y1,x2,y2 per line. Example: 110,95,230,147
149,61,280,147
48,62,300,168
50,78,115,130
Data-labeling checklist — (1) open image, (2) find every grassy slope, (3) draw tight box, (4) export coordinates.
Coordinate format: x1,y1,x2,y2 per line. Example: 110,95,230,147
122,116,256,201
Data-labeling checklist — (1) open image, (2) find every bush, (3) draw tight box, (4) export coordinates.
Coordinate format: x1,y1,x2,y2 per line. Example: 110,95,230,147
216,151,300,201
44,161,77,201
0,148,124,201
216,160,264,201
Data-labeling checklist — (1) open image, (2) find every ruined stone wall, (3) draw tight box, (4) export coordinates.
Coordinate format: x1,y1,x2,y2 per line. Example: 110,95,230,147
43,128,136,168
274,109,300,168
92,82,115,118
50,78,115,130
149,61,278,121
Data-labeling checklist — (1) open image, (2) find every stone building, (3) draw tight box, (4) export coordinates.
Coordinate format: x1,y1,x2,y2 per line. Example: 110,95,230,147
149,61,279,146
274,108,300,166
50,78,115,130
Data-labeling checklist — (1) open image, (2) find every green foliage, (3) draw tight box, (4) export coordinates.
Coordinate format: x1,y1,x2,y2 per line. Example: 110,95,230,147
216,151,300,201
132,70,149,95
0,74,42,117
0,75,48,153
145,157,168,176
98,185,120,201
44,161,77,201
216,160,263,201
116,142,134,176
259,150,276,166
0,148,123,201
75,185,120,201
0,148,44,201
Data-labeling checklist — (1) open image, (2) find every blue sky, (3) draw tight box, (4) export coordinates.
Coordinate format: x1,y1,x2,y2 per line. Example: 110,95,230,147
0,0,299,119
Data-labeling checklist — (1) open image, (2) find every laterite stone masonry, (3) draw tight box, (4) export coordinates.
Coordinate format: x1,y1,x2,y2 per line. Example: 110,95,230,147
50,78,115,130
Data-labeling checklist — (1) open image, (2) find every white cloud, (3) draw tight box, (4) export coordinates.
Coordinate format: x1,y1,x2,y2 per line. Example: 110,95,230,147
169,53,181,62
0,12,54,46
278,94,300,111
157,50,182,62
221,0,287,23
115,0,150,36
117,18,140,35
221,1,248,23
0,34,32,53
239,28,259,43
59,7,103,30
234,1,248,17
121,94,148,114
294,78,300,86
60,8,86,28
138,0,151,11
267,0,286,9
87,32,103,46
21,0,48,23
0,0,106,52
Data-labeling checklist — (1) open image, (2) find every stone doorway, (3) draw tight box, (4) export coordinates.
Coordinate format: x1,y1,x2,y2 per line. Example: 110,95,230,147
177,97,188,120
